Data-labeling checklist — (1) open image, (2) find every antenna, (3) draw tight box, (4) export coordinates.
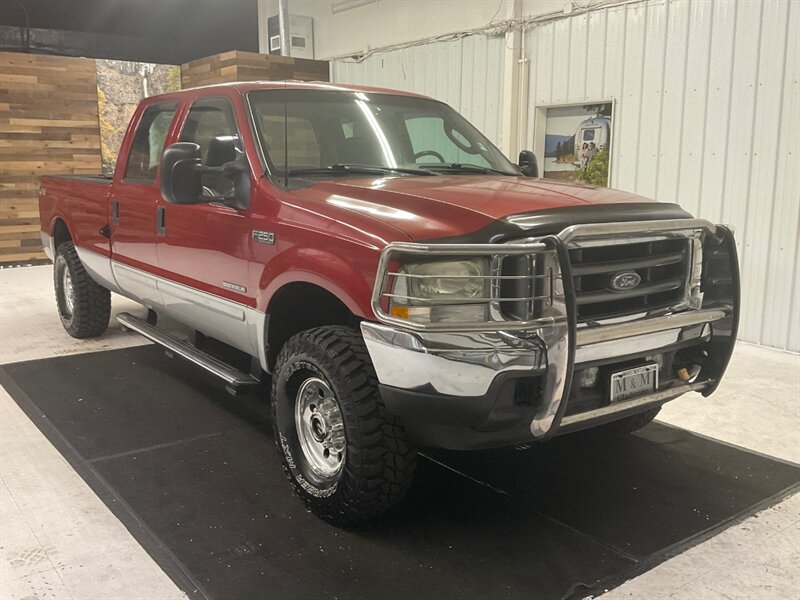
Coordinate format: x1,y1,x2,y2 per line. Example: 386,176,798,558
283,81,289,189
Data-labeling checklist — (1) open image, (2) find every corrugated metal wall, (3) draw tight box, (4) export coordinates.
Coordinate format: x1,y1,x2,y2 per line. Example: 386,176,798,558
331,0,799,351
331,34,506,145
525,0,798,351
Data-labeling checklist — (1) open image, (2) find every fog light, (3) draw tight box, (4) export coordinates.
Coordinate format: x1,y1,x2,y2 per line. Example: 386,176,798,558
578,367,599,388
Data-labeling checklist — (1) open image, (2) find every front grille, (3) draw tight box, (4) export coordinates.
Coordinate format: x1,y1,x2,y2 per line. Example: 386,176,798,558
569,238,690,320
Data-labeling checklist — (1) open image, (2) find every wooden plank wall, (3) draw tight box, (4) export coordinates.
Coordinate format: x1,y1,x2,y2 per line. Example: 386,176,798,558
0,52,102,264
181,50,329,88
0,49,329,265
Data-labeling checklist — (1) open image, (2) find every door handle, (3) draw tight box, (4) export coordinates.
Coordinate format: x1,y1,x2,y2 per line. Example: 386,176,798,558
156,206,166,236
111,199,120,225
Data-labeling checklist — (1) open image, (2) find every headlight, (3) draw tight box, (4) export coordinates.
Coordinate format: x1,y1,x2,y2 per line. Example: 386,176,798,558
390,259,489,323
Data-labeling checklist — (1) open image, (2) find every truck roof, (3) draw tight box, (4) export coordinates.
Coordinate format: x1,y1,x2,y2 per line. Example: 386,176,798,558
151,80,432,102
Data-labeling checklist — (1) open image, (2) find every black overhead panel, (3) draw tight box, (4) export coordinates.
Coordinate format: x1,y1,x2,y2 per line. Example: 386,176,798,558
0,0,259,64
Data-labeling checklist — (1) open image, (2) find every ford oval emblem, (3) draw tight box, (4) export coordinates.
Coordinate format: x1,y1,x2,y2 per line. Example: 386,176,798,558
610,271,642,291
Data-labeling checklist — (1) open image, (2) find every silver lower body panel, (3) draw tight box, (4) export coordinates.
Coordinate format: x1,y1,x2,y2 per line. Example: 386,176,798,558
73,247,268,370
40,231,54,261
75,246,123,294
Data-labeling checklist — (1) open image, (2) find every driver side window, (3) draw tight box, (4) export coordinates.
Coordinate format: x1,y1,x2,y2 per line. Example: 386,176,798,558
405,116,490,167
179,97,241,197
179,98,240,164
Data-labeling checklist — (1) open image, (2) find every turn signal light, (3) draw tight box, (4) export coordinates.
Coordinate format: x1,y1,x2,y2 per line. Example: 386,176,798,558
390,305,409,319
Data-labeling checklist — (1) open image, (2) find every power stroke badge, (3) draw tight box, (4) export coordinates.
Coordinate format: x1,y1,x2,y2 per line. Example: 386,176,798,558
222,281,247,293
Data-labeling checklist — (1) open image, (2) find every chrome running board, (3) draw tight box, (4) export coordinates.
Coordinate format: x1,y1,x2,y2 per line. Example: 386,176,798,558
117,312,260,396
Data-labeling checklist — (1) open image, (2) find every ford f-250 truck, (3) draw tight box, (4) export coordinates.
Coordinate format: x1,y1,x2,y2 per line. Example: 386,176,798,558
39,82,739,525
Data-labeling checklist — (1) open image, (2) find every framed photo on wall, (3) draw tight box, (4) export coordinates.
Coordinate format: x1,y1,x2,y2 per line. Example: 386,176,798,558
533,101,614,187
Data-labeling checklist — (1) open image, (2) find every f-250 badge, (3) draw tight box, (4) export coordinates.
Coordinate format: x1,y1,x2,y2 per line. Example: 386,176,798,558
252,230,275,245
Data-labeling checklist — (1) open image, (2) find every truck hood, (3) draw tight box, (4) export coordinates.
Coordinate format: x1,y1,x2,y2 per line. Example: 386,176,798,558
298,175,664,242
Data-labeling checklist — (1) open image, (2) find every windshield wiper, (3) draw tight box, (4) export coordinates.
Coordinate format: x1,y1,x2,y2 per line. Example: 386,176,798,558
286,164,436,177
421,163,516,175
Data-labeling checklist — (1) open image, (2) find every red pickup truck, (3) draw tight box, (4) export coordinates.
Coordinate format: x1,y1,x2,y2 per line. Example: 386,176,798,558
39,82,739,525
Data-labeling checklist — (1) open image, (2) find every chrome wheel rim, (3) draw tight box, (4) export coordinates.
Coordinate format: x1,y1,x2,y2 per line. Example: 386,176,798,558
295,377,346,477
62,264,75,317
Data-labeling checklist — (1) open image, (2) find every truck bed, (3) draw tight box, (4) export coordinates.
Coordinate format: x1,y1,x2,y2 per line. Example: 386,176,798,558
39,174,113,259
50,174,113,184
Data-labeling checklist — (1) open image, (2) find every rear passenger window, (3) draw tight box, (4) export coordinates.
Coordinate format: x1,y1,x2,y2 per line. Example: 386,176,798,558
124,103,177,182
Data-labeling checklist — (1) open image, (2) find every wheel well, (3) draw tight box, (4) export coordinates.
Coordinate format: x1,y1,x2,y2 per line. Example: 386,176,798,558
266,283,358,370
53,219,72,249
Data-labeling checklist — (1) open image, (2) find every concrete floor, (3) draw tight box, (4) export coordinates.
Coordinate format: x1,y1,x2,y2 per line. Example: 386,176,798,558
1,265,798,600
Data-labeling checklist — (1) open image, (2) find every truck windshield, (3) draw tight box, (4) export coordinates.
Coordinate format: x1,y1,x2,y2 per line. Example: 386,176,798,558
247,89,519,181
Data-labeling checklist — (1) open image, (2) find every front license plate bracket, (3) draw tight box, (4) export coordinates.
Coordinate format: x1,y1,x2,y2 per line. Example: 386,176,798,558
609,363,658,403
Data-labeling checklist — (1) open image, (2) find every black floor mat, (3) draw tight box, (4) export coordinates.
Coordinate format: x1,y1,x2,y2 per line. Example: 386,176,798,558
3,345,798,600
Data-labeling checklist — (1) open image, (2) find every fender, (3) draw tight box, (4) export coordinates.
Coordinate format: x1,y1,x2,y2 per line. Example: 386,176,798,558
48,213,79,246
257,244,377,319
40,175,113,259
46,213,121,294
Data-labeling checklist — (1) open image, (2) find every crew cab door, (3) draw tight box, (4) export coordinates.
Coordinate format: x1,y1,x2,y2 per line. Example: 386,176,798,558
155,95,254,353
110,101,178,305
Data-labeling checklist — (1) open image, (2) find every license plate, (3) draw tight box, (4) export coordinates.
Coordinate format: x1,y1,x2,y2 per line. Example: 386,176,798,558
609,363,658,402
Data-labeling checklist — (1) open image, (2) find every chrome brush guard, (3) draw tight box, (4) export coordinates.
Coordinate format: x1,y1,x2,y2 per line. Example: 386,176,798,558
362,219,739,440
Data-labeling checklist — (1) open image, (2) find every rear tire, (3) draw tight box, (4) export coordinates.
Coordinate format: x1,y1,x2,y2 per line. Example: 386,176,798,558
600,407,661,435
53,241,111,338
271,325,417,526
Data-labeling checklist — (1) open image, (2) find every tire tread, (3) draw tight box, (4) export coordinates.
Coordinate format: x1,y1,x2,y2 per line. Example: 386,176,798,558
272,325,417,525
54,241,110,338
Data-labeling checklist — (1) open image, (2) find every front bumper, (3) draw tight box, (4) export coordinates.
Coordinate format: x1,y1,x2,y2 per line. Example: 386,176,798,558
362,221,739,450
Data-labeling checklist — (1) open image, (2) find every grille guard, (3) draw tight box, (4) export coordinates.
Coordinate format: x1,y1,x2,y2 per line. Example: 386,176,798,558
368,218,740,440
371,218,718,333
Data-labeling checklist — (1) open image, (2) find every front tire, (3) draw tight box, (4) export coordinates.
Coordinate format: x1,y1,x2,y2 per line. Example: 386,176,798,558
271,326,417,525
53,241,111,338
